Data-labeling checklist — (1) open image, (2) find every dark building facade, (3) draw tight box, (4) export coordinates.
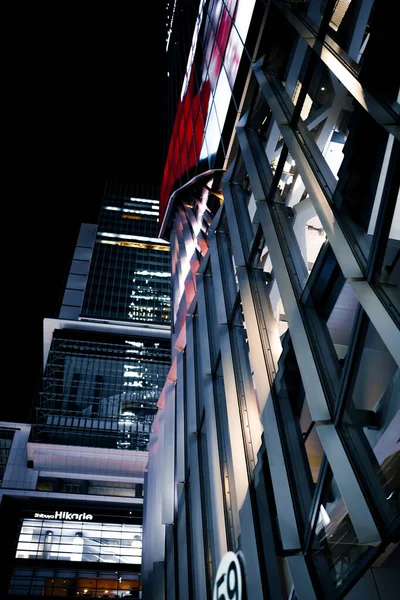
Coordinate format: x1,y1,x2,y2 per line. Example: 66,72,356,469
0,181,171,597
142,1,399,599
32,322,170,453
80,179,171,326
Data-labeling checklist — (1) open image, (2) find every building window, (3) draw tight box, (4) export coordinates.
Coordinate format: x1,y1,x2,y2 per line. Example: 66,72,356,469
0,428,15,486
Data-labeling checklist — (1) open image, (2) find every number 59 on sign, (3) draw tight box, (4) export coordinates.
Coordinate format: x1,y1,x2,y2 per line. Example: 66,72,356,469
213,551,244,600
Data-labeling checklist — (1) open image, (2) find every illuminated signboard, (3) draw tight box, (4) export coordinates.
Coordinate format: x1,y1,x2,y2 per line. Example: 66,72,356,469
34,511,93,521
160,0,256,229
213,551,245,600
16,517,142,564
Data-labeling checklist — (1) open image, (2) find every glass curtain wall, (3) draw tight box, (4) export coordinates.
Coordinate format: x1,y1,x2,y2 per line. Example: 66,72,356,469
32,330,170,451
144,0,399,598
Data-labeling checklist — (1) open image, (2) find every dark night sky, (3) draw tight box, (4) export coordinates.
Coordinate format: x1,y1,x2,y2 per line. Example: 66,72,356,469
6,7,168,422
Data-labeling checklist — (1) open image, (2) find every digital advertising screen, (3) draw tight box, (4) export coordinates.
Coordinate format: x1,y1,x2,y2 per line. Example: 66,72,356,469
16,513,142,565
160,0,256,229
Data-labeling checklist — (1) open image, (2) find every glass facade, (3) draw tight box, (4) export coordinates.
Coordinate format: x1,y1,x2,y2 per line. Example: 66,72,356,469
0,427,15,486
8,569,140,598
32,328,170,451
144,0,399,598
36,477,144,498
82,179,171,325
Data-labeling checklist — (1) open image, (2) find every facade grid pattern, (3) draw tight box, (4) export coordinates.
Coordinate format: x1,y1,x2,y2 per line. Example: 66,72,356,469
82,179,171,325
143,0,399,599
33,330,170,451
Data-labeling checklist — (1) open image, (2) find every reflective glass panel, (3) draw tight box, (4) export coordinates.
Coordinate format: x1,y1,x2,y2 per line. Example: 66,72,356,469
377,185,400,316
311,472,373,588
348,319,399,512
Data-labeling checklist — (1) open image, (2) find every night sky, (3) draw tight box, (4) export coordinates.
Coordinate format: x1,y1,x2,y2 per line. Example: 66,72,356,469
6,7,167,422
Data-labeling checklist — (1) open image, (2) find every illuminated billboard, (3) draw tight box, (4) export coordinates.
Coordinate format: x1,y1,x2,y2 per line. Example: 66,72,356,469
160,0,256,229
16,517,142,565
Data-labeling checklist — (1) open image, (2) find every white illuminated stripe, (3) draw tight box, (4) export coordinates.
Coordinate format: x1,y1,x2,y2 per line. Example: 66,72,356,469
123,209,159,216
105,205,159,214
130,295,167,301
98,232,169,244
235,0,257,41
129,197,160,205
166,0,178,51
136,270,171,278
123,372,143,378
124,207,159,212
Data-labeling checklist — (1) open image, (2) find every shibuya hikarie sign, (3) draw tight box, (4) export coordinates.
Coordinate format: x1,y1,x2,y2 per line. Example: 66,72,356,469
34,511,93,521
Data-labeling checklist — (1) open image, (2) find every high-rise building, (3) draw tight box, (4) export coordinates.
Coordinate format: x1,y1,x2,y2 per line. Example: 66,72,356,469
0,180,171,598
142,1,399,599
61,180,171,326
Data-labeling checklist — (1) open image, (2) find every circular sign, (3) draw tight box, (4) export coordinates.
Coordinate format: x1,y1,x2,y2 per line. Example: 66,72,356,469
213,551,243,600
